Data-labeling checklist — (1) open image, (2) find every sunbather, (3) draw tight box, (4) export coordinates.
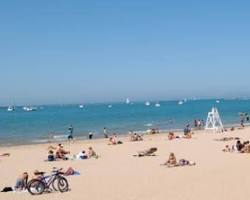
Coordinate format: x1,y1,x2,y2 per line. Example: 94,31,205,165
163,153,195,167
0,153,10,157
135,147,157,157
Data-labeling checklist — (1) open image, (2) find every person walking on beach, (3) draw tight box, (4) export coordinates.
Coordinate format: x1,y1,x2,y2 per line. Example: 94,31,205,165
68,125,74,140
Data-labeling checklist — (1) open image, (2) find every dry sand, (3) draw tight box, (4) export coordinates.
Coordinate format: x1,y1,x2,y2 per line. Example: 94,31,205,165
1,127,250,200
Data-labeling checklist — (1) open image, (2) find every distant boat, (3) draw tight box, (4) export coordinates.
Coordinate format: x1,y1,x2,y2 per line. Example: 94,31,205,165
216,100,220,104
145,101,151,106
23,106,37,112
126,98,130,104
79,104,84,109
108,105,112,108
178,101,184,105
155,102,161,107
7,106,15,112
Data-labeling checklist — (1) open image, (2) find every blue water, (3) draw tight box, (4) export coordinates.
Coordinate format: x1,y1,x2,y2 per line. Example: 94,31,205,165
0,99,249,145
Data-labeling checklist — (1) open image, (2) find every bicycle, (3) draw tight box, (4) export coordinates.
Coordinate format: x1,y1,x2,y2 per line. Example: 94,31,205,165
27,168,69,195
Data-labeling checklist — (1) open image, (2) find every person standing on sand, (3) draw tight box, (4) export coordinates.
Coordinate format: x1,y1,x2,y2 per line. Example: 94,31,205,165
68,125,74,140
103,127,109,138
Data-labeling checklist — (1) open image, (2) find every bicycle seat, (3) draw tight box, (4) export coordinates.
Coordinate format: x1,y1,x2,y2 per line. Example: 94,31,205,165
34,171,46,176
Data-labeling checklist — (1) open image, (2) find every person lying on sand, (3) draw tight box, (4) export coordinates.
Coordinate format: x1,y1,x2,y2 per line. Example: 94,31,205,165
162,153,196,167
0,153,10,157
134,147,158,157
215,137,240,142
33,167,79,177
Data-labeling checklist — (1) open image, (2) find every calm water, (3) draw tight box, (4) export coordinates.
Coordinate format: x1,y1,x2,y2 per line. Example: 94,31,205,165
0,99,249,145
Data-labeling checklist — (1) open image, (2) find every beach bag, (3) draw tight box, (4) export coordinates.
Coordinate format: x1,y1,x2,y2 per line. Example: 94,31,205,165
1,187,13,192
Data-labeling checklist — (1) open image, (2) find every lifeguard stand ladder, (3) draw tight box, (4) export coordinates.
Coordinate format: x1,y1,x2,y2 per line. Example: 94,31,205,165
205,107,224,132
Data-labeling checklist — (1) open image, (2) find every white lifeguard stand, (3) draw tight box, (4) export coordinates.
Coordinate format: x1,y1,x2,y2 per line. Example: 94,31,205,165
205,107,224,132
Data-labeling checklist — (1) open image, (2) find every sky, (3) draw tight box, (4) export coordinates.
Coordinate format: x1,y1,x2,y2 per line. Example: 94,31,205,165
0,0,250,106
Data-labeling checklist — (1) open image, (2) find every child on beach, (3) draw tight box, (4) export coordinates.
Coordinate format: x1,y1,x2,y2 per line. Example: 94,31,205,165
88,147,99,158
47,150,56,161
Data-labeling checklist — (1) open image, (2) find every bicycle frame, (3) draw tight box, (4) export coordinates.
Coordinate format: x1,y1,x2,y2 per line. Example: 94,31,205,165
40,172,60,189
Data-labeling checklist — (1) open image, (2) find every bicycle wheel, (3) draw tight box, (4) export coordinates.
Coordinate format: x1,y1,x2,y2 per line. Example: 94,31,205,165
57,177,69,193
51,177,59,191
27,179,45,195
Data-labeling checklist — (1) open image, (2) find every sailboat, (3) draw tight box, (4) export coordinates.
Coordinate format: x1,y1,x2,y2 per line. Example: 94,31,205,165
178,101,184,105
145,101,151,106
23,106,37,112
155,102,161,107
7,106,15,112
126,98,130,104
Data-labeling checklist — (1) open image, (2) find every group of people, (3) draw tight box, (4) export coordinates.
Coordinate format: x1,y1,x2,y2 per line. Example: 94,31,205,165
108,134,123,145
223,139,250,153
163,152,196,167
134,148,196,167
75,147,98,160
193,119,205,129
47,144,98,161
168,131,193,140
129,132,143,142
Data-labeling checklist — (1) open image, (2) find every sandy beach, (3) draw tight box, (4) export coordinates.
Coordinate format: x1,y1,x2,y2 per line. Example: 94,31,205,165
1,127,250,200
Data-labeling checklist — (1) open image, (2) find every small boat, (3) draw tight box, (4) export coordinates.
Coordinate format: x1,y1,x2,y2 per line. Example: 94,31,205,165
7,106,15,112
145,101,151,106
216,100,220,104
155,102,161,107
79,104,84,109
108,105,112,108
23,106,37,112
126,98,130,104
178,101,183,105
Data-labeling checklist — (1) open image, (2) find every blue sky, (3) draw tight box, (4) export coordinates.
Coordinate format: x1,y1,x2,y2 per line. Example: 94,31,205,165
1,0,250,105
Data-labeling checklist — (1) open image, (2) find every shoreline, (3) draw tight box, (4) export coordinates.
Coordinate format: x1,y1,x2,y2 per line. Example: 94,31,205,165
0,121,246,149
